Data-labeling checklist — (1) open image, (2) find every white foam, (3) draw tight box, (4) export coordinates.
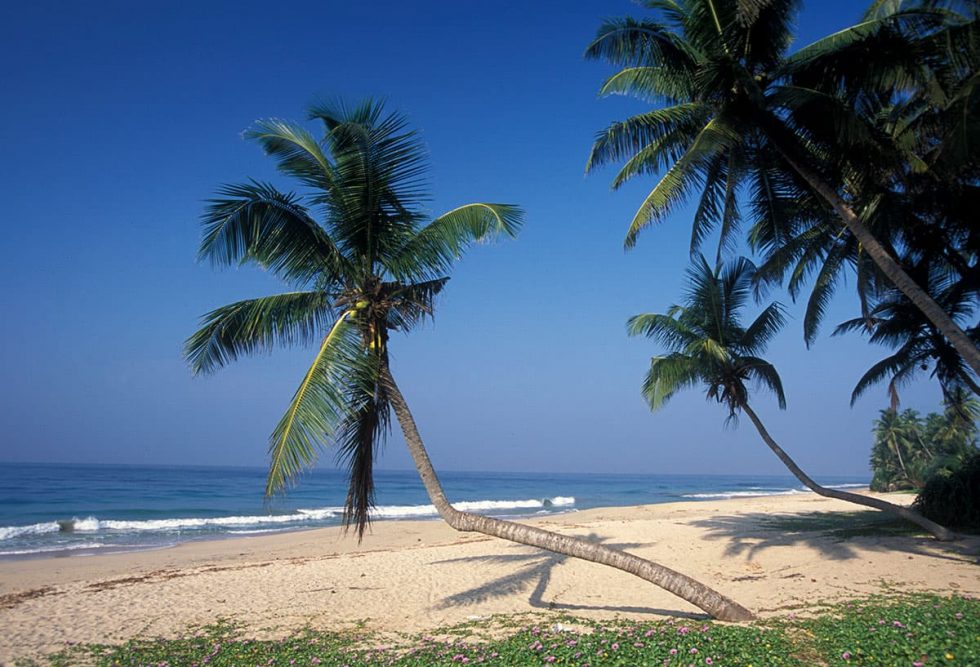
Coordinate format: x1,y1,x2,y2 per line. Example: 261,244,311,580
0,522,60,541
683,489,808,499
0,496,576,540
826,483,868,489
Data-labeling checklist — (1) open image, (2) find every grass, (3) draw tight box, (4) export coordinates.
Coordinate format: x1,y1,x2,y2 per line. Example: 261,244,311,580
17,594,978,666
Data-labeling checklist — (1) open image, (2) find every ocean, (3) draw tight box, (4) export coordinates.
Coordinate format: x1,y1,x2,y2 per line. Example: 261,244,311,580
0,463,868,559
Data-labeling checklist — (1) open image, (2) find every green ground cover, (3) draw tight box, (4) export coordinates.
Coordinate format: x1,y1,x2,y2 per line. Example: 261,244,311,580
23,594,978,667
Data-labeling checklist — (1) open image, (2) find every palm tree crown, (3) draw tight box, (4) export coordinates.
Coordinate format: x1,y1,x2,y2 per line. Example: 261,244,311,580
185,100,522,537
628,256,786,418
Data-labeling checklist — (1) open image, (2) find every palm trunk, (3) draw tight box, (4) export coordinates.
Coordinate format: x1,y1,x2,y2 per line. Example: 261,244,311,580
379,364,755,622
740,401,956,541
772,146,980,379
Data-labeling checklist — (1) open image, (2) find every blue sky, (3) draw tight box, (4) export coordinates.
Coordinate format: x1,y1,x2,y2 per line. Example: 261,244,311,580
0,0,949,478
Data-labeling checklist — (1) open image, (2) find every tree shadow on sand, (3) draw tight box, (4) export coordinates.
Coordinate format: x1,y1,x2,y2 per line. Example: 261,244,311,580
689,511,980,564
430,533,709,620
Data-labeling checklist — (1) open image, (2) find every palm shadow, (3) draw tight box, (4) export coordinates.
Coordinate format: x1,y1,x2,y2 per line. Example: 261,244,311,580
690,511,980,564
432,532,708,620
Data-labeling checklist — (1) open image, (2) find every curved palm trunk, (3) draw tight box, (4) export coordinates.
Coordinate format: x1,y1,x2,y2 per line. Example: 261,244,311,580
740,401,957,541
380,365,755,622
772,146,980,379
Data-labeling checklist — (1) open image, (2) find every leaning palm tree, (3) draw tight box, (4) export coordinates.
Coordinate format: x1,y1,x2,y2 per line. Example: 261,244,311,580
186,99,753,621
628,255,956,540
586,0,980,377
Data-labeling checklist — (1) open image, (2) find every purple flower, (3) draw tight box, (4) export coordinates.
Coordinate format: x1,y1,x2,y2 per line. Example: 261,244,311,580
705,659,714,665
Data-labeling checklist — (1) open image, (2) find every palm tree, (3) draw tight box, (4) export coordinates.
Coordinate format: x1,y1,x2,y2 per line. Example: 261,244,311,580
186,100,754,621
585,0,980,376
628,255,956,540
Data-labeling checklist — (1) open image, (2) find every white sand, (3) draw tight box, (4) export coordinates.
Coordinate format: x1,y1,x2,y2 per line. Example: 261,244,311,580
1,491,977,664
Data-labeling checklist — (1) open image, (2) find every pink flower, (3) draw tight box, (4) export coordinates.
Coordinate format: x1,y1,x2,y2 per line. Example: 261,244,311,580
611,642,620,650
679,626,691,635
893,620,905,628
690,647,699,654
634,642,644,648
545,657,556,664
842,651,852,660
956,613,964,620
670,648,678,655
644,629,655,637
706,659,714,665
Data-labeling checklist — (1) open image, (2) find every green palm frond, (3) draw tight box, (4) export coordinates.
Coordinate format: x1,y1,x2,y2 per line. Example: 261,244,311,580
384,278,450,331
584,17,700,71
185,291,334,375
265,313,370,497
625,118,738,248
199,180,345,284
587,103,712,174
641,353,702,410
743,302,787,352
743,356,787,409
244,119,335,192
390,203,523,280
802,243,848,348
598,66,696,103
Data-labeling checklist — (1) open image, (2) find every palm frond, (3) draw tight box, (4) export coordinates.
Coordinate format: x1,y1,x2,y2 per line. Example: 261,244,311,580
244,119,335,191
625,118,738,248
265,313,371,497
199,180,345,284
185,291,334,375
642,353,701,410
390,203,523,280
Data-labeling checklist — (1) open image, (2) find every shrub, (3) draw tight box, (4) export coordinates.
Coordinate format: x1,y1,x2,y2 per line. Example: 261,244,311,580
913,452,980,530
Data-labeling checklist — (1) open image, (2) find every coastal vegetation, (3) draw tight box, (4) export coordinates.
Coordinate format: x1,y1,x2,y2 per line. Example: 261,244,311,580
869,392,979,491
30,594,979,666
628,256,954,538
186,101,752,621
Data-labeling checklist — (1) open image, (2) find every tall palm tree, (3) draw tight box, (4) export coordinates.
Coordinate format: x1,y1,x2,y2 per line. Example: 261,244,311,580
628,255,956,540
586,0,980,376
186,100,753,621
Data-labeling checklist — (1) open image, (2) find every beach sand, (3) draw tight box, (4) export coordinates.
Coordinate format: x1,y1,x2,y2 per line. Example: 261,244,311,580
1,491,977,664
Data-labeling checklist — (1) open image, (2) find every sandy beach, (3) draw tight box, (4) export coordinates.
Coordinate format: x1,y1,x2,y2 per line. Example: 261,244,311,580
1,491,977,664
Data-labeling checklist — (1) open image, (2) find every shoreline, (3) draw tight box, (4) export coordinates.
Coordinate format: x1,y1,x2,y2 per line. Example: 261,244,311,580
0,483,869,563
2,491,977,663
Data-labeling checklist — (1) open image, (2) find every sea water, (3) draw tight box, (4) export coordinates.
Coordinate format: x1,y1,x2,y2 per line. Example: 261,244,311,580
0,463,867,558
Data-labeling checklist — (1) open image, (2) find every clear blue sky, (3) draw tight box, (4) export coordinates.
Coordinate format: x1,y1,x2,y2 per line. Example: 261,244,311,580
0,0,948,478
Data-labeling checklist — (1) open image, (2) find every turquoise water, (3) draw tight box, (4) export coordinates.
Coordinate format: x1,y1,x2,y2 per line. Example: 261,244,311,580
0,463,867,558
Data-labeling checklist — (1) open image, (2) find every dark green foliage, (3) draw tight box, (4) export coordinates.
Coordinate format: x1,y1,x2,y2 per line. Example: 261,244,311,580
628,256,786,418
32,595,979,666
913,452,980,529
869,393,979,491
587,0,980,375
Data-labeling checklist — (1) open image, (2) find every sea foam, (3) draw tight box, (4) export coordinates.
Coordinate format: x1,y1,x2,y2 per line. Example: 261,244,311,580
0,496,576,541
